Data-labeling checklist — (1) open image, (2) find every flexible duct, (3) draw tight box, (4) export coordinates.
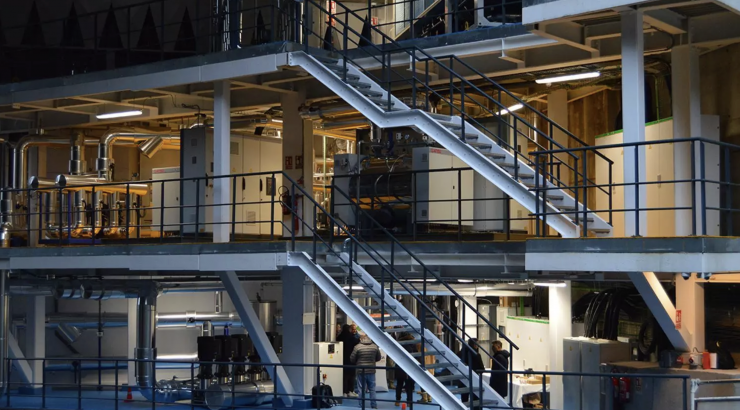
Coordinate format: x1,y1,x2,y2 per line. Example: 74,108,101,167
136,289,158,401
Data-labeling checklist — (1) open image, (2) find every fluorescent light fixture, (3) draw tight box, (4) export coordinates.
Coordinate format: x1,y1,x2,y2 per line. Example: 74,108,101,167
496,104,523,116
507,282,517,285
342,285,364,290
407,279,438,283
96,110,143,120
535,72,600,85
533,281,567,288
458,279,474,283
271,118,283,123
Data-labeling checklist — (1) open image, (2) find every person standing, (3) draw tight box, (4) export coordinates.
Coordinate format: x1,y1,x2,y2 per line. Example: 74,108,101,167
459,338,485,404
394,333,417,406
490,340,511,400
350,334,382,409
337,324,360,398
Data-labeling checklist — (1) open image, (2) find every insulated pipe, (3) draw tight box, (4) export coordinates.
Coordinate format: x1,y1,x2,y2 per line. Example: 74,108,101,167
97,131,179,180
55,175,149,196
12,135,98,189
136,290,158,401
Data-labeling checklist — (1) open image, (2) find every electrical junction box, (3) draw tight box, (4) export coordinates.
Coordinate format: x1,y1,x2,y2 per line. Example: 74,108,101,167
313,342,343,397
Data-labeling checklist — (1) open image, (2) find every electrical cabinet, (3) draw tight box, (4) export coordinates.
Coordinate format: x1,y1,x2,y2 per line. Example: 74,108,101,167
413,147,473,226
178,127,281,235
563,337,630,410
152,167,180,232
313,342,343,398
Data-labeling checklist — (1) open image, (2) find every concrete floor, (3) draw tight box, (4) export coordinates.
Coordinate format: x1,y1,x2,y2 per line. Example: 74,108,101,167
2,389,444,410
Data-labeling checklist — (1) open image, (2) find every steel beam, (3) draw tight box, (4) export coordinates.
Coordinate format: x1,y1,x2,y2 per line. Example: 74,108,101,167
628,272,689,351
213,80,231,244
218,271,295,405
7,334,32,385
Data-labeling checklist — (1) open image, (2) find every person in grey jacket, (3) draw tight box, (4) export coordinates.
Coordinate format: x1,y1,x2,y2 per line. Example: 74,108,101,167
350,334,382,409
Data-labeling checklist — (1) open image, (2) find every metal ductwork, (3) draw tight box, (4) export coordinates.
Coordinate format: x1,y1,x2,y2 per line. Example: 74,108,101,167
136,288,158,401
139,136,165,159
96,131,179,180
54,175,149,196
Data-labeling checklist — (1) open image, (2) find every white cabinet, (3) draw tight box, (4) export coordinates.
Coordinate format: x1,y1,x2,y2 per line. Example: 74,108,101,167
241,136,282,236
413,147,473,226
152,167,181,232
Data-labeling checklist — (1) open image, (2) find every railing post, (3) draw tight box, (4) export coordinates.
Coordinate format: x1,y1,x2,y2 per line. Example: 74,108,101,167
725,147,733,236
78,359,82,410
457,170,462,241
534,153,541,237
608,162,613,226
574,156,580,229
125,185,130,243
583,152,588,236
231,176,237,241
42,359,46,408
312,205,317,260
700,142,707,235
389,241,395,297
115,360,119,410
291,183,296,251
513,118,519,181
412,172,417,241
691,141,697,235
634,145,640,236
195,179,201,242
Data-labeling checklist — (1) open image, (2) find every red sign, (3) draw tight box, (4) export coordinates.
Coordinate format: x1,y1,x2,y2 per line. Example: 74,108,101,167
285,156,293,170
295,155,303,169
675,310,682,329
328,1,337,27
371,17,379,26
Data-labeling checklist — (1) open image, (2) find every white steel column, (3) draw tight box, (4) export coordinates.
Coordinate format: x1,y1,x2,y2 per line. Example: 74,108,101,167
213,80,232,243
26,296,45,391
672,45,703,235
127,298,137,386
281,91,314,237
460,296,478,340
281,267,315,394
548,281,571,410
621,9,647,237
672,44,705,352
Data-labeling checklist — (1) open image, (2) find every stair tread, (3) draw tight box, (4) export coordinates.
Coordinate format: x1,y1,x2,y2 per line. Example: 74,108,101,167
397,338,422,345
368,96,395,106
317,56,340,65
447,387,472,394
360,304,382,310
435,374,466,382
346,79,372,89
480,151,506,159
384,326,420,333
411,350,444,358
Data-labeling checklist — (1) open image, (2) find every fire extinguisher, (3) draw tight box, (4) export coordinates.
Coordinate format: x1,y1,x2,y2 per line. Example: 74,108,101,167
278,186,303,231
618,376,631,403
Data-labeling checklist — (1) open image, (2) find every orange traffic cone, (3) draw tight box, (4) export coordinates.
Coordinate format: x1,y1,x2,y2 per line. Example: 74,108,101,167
124,387,133,403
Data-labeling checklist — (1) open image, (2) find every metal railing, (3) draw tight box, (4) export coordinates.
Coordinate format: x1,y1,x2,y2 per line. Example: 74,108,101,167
2,357,692,410
0,0,298,85
530,137,739,237
691,378,740,410
298,0,612,226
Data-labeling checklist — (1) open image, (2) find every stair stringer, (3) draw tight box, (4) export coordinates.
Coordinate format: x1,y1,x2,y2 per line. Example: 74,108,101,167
288,51,607,238
286,252,472,410
339,256,508,408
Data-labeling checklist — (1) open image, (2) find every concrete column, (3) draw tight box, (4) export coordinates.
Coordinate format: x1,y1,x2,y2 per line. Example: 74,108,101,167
280,91,314,237
672,45,703,235
548,281,572,410
459,296,478,340
281,267,315,394
547,89,570,180
621,9,647,237
213,80,231,243
127,298,137,386
672,45,706,352
26,296,45,391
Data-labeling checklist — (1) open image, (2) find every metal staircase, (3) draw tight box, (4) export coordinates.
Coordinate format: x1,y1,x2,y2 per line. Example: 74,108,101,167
289,252,504,409
278,174,518,409
289,0,613,238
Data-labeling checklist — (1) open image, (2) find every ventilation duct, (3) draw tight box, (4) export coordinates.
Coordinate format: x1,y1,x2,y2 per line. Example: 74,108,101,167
136,289,158,401
139,136,165,158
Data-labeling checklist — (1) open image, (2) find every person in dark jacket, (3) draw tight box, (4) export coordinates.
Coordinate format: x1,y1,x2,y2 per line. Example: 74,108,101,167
490,340,511,399
394,333,417,406
459,338,485,404
350,334,382,409
337,324,360,397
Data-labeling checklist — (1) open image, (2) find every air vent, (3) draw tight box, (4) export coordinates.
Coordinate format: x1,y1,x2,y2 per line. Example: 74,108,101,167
230,142,239,155
247,211,257,224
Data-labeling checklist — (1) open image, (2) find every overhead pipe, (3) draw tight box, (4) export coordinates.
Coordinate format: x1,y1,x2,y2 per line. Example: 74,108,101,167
54,174,149,196
12,134,99,190
96,131,179,180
